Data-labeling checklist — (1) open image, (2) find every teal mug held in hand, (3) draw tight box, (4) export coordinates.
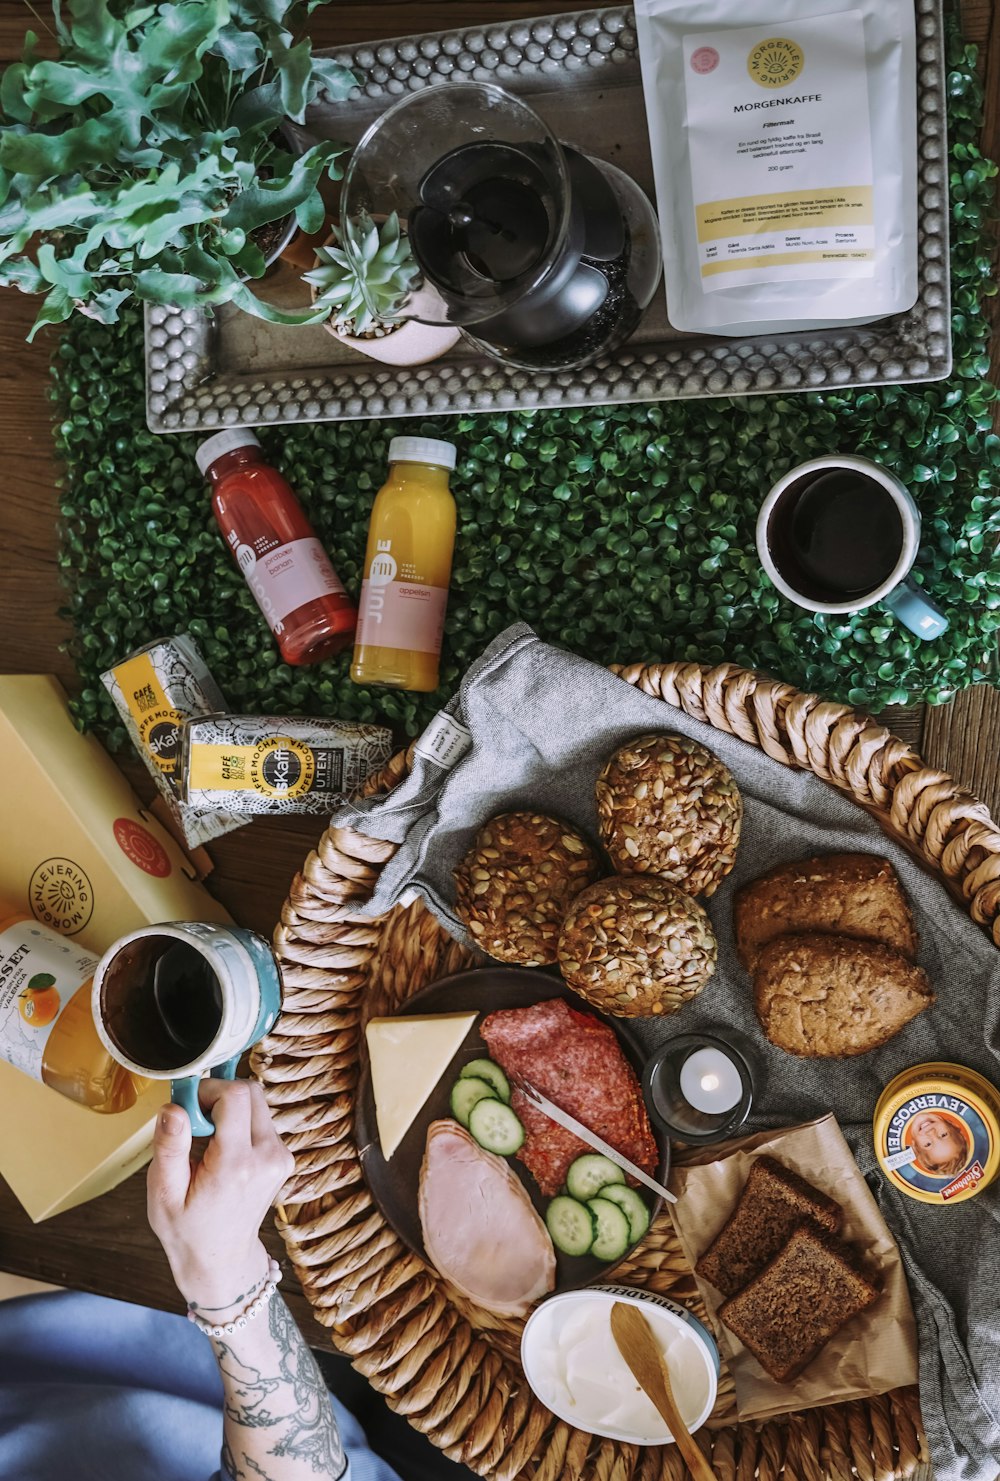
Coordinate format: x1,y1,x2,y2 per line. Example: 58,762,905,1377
92,921,282,1136
756,454,949,641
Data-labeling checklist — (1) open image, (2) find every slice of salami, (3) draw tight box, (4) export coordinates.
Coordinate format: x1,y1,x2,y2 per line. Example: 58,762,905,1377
481,998,658,1197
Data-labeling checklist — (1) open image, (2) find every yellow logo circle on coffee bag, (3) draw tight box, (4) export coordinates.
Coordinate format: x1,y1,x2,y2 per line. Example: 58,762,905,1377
747,37,804,89
250,737,315,799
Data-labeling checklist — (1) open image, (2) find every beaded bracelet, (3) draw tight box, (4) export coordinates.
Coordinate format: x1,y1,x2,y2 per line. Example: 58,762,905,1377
186,1257,283,1338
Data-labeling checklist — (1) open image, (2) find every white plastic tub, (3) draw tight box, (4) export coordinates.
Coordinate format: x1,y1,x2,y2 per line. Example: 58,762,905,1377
521,1284,719,1445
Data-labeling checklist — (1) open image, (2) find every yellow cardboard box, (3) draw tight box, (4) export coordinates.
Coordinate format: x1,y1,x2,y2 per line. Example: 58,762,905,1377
0,674,233,1220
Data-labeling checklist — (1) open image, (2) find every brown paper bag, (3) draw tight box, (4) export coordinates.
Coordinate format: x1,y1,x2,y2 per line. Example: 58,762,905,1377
669,1114,918,1420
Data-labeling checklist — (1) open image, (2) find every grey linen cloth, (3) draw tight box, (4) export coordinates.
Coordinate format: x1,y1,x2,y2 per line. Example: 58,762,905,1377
332,623,1000,1481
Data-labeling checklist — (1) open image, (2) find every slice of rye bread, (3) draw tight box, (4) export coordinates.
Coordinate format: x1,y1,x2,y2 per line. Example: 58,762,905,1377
695,1155,842,1298
733,853,918,972
753,933,934,1058
719,1221,882,1384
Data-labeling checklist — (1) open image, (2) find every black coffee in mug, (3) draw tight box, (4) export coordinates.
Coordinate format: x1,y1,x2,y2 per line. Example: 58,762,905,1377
766,468,905,604
100,936,224,1072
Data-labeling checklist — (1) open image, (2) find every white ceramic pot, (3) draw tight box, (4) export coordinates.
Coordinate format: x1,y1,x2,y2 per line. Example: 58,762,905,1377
324,313,461,366
309,228,460,367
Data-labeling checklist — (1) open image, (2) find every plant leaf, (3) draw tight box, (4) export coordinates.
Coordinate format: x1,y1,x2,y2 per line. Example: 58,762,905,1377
0,115,125,177
228,279,333,325
139,0,227,75
221,142,339,232
272,36,313,123
309,56,359,104
26,283,74,341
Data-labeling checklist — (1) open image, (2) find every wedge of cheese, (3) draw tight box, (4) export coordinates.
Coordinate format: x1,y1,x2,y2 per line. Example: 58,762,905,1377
366,1012,477,1160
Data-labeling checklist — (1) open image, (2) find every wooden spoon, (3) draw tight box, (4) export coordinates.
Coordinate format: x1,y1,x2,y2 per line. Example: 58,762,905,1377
610,1301,716,1481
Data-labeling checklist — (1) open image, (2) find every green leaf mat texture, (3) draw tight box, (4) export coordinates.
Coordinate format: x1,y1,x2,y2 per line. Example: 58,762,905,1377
53,20,999,747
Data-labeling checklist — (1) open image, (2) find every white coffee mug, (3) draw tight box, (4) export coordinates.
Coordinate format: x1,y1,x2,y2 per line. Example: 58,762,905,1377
756,455,948,640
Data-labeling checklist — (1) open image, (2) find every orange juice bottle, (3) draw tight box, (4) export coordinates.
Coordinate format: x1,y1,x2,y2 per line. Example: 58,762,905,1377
0,910,142,1113
351,437,458,692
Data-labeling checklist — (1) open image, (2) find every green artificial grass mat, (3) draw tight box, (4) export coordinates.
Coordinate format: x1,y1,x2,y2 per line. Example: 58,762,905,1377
53,21,999,749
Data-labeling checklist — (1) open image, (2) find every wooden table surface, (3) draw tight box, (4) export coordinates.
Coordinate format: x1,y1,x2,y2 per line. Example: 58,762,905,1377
0,0,997,1355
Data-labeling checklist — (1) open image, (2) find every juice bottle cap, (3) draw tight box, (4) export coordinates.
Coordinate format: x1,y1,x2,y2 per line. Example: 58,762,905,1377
388,436,457,471
196,428,261,476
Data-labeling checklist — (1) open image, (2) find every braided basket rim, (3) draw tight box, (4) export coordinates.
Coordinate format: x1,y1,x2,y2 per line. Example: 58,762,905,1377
255,660,1000,1481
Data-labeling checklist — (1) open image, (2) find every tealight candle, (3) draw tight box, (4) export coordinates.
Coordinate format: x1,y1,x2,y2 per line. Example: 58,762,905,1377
679,1047,744,1116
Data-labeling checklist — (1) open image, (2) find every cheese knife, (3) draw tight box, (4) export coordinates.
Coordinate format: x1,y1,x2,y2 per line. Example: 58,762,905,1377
512,1075,676,1205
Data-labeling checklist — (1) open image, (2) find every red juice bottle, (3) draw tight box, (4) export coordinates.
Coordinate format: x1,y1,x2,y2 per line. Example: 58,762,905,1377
197,430,357,666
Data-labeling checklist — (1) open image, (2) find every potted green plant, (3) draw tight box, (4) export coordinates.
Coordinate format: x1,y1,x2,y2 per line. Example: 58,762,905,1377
304,213,461,366
0,0,356,338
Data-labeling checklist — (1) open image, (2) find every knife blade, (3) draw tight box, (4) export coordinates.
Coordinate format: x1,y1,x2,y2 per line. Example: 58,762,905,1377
513,1076,676,1205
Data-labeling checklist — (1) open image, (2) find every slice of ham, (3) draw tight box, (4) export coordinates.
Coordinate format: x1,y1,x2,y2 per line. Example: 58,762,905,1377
418,1119,556,1317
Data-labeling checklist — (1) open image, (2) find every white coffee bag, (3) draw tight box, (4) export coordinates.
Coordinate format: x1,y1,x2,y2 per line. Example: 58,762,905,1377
634,0,918,335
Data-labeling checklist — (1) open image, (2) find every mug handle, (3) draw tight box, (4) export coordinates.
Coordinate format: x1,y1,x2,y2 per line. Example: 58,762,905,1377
171,1056,241,1137
882,577,949,640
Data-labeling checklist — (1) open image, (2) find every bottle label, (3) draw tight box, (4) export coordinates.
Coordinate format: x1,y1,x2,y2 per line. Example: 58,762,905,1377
356,578,449,655
225,534,346,634
188,737,335,800
0,919,97,1082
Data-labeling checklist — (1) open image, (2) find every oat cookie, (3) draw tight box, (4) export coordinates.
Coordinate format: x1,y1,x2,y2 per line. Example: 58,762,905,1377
753,933,934,1058
558,874,717,1017
453,812,601,966
596,733,742,897
734,852,917,971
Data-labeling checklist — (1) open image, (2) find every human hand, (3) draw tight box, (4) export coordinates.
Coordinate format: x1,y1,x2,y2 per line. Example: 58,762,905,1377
147,1079,294,1316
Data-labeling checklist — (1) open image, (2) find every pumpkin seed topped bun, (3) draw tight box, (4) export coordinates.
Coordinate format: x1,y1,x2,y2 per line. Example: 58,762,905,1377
558,874,718,1017
453,812,602,967
596,733,743,897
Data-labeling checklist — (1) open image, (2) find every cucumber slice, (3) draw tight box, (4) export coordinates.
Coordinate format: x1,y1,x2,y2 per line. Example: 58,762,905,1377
565,1153,627,1201
450,1076,497,1128
459,1058,511,1104
586,1197,632,1263
546,1196,596,1257
468,1097,525,1156
597,1184,651,1245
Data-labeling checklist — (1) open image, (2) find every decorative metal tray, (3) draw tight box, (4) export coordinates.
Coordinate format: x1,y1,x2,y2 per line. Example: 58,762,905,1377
144,1,950,433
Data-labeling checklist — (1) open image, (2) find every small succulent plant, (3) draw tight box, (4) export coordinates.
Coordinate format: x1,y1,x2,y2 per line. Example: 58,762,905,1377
304,213,420,336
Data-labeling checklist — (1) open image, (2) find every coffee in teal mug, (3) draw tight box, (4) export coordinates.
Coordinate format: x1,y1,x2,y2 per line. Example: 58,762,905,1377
92,921,282,1135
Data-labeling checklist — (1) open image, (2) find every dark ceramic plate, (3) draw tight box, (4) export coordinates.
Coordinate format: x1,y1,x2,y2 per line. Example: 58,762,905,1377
356,967,669,1293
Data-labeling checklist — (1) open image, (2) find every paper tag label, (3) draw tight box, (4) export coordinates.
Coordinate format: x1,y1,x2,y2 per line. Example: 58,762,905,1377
0,919,96,1082
683,12,875,288
412,712,472,770
884,1146,916,1172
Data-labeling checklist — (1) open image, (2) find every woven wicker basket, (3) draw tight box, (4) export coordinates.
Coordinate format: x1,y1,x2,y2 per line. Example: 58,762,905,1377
253,661,1000,1481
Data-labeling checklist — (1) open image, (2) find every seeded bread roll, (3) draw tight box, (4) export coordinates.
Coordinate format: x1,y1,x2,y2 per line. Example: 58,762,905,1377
596,733,742,897
453,812,601,967
558,874,717,1017
734,852,917,971
696,1155,842,1298
719,1223,881,1384
754,933,934,1058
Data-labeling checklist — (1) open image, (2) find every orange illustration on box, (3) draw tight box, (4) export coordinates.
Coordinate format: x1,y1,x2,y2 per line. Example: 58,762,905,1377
906,1111,970,1178
18,973,61,1028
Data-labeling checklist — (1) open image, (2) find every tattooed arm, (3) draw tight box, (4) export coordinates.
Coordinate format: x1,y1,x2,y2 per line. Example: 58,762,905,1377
147,1080,345,1481
211,1293,345,1481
